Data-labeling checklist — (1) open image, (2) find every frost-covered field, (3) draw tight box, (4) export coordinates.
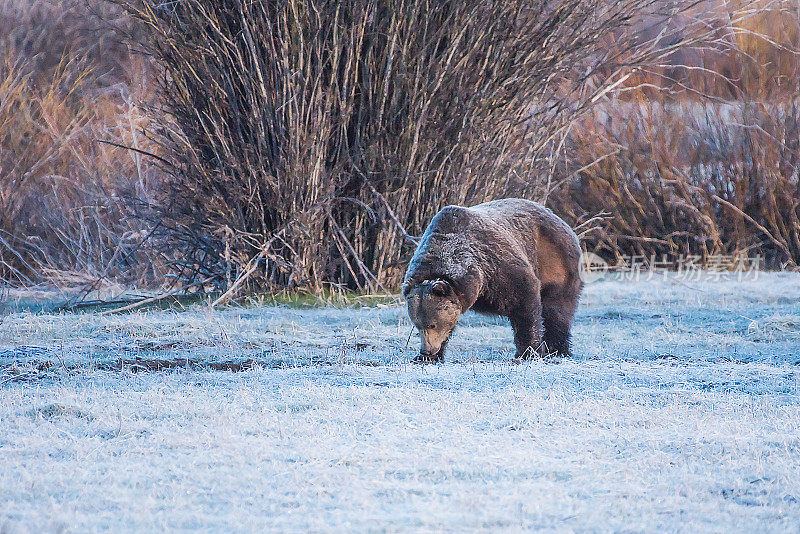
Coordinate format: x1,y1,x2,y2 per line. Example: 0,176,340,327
1,273,800,532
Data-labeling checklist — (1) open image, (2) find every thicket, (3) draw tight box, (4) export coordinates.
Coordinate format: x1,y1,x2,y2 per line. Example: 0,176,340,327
111,0,710,294
1,0,798,298
553,0,800,268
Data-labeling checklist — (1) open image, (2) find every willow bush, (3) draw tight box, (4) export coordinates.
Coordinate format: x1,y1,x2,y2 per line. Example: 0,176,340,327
114,0,680,293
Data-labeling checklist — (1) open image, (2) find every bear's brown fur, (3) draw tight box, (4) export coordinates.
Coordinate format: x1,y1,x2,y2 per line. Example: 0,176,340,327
402,198,583,361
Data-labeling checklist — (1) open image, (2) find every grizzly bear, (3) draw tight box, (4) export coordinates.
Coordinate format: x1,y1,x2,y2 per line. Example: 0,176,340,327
402,198,582,362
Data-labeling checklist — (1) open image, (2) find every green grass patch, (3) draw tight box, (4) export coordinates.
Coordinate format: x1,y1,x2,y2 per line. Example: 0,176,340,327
246,289,400,309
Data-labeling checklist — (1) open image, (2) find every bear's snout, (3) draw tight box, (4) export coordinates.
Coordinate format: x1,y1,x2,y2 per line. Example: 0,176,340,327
417,326,453,362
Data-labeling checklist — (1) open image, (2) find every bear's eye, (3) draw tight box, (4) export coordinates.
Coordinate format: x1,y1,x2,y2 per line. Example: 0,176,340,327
426,324,435,330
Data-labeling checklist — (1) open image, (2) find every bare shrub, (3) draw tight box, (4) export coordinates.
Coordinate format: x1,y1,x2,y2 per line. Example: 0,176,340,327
3,0,798,295
113,0,696,294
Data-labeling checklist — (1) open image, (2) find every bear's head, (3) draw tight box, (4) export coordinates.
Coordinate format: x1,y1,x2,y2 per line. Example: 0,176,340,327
402,278,461,361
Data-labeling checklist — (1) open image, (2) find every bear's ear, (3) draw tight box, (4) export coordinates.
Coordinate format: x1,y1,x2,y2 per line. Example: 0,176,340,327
401,282,412,297
430,279,452,297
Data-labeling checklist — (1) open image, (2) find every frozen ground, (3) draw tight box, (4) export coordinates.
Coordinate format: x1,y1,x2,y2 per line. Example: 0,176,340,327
1,272,799,532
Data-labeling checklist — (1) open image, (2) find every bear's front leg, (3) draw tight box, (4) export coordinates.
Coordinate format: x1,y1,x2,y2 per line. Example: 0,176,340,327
509,291,544,360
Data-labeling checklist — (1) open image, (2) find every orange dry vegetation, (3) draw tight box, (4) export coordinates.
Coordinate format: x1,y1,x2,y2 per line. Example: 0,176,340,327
551,0,800,268
731,0,800,96
0,0,165,286
616,0,800,99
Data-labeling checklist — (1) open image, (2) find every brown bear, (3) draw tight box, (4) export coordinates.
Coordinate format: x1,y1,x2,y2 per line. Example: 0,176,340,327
402,198,582,362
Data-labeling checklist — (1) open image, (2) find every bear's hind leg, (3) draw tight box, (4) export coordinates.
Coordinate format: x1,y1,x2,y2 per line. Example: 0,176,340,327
509,284,544,359
541,278,581,356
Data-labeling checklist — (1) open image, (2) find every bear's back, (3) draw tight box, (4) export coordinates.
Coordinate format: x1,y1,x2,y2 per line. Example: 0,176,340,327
407,198,580,289
466,198,581,286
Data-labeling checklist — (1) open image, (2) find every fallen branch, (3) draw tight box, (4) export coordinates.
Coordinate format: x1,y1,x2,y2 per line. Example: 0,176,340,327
99,277,215,315
210,252,264,309
364,181,420,245
574,211,611,239
55,297,145,313
328,216,390,294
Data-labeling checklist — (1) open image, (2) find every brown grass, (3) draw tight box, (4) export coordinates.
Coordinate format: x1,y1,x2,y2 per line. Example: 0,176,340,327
0,0,165,287
550,99,800,267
